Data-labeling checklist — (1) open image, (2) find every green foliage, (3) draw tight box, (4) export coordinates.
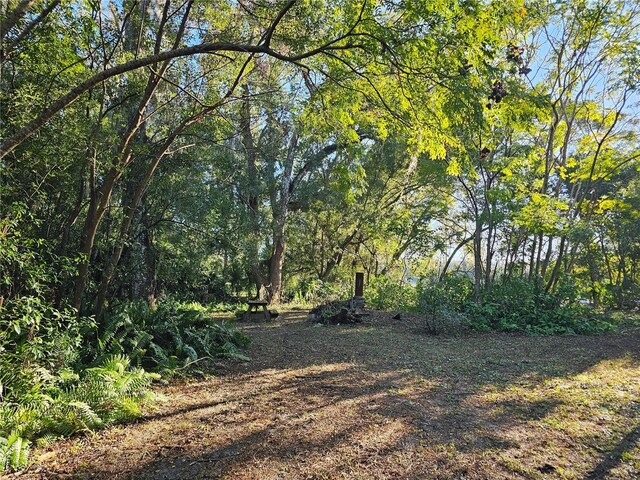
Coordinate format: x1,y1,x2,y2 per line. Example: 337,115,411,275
284,279,352,305
415,274,474,334
0,204,83,374
42,355,157,434
0,356,156,472
416,274,473,316
1,0,635,474
464,278,615,335
414,275,614,335
210,301,246,313
0,431,30,472
93,300,251,373
365,276,416,311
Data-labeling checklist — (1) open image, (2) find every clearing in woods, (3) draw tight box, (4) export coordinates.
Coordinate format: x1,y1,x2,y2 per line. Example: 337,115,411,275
17,311,640,479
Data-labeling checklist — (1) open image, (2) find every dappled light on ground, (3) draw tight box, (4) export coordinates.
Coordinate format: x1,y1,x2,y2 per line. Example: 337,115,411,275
21,311,640,479
476,356,640,478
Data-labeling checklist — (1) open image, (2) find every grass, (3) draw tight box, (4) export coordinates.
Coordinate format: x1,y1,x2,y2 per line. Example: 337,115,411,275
13,310,640,479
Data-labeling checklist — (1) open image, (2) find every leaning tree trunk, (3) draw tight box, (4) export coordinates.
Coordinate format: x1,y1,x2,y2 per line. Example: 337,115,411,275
73,168,120,312
93,46,252,317
73,0,184,314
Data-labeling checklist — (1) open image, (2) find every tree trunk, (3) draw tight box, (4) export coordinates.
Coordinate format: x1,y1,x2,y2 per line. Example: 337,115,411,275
240,85,266,294
73,1,186,314
270,234,286,303
440,232,483,281
72,168,119,312
484,211,493,293
545,236,566,292
540,234,554,280
528,235,537,282
269,132,298,303
141,203,157,309
473,217,483,300
319,229,358,281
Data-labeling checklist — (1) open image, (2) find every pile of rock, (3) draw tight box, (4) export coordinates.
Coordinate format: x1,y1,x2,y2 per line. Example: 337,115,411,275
307,299,368,325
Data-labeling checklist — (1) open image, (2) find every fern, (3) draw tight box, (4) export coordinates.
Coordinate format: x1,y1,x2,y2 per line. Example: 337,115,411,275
44,400,104,435
88,300,251,374
0,299,250,473
0,431,30,472
96,353,131,375
35,433,60,448
108,396,143,422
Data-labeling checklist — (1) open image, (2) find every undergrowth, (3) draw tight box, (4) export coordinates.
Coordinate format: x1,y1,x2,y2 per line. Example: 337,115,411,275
416,274,617,335
0,297,250,473
92,300,251,373
0,355,157,472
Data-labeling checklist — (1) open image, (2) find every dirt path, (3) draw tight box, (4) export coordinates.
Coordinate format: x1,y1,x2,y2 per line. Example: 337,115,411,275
15,311,640,479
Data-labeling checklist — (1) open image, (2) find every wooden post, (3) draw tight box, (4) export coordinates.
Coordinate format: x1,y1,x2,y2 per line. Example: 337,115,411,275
355,272,364,297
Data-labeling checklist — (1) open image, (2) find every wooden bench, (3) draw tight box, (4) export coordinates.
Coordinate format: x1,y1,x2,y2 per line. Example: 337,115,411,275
245,300,271,321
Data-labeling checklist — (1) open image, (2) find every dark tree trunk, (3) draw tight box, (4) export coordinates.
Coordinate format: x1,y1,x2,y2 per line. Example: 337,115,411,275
240,85,266,294
473,218,483,300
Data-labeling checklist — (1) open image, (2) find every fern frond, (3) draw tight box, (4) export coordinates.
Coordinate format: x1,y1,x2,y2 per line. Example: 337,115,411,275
0,431,30,472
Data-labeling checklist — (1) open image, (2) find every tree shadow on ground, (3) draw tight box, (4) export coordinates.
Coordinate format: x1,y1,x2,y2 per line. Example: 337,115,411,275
30,313,640,479
584,425,640,479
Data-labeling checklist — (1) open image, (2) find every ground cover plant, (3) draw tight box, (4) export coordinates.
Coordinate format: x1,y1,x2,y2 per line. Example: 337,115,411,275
93,300,251,372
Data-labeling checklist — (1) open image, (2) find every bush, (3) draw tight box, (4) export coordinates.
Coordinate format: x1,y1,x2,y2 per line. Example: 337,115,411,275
1,203,87,395
416,273,473,316
0,355,157,472
415,273,473,334
465,277,615,335
285,279,351,305
0,205,110,472
365,276,416,311
0,294,251,472
210,301,245,313
1,296,87,370
415,274,613,335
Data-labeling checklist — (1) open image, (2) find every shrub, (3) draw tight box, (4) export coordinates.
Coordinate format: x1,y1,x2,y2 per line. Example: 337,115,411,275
415,274,613,335
465,277,615,335
415,273,473,334
424,309,468,335
365,276,416,311
416,273,473,316
210,301,245,313
285,279,351,305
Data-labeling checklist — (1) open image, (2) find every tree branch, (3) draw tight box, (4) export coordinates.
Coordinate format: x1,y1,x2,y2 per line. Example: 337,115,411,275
0,0,368,159
0,0,38,42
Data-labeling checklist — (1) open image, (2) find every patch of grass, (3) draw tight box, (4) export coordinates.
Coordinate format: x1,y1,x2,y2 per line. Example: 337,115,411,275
479,356,640,477
500,455,543,478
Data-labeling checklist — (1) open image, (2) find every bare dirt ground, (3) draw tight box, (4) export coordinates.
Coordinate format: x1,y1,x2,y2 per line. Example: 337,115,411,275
12,310,640,479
